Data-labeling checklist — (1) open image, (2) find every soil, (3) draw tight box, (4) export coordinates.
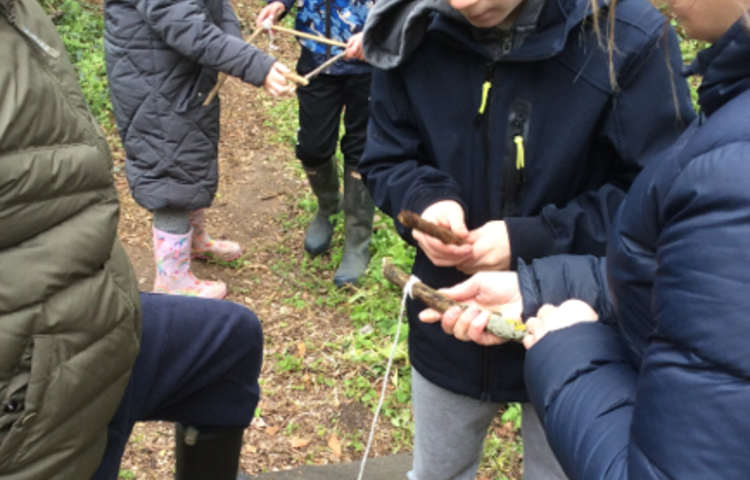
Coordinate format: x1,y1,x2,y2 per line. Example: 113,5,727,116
111,2,521,478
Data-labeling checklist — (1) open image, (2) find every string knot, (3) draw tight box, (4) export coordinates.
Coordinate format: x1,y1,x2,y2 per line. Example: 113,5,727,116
403,275,420,300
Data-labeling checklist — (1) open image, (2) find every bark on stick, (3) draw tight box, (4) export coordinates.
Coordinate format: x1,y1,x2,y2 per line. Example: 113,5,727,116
381,258,526,342
397,210,466,245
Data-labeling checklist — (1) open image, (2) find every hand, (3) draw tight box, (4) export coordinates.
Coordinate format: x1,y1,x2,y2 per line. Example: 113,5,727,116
262,62,293,97
345,33,366,61
413,201,472,267
255,1,285,29
457,220,511,274
523,300,598,350
419,271,522,346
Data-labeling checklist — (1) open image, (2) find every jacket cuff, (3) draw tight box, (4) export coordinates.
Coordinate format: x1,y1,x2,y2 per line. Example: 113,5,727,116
517,258,541,321
271,0,294,20
407,188,466,217
244,53,277,87
504,215,557,270
524,322,626,422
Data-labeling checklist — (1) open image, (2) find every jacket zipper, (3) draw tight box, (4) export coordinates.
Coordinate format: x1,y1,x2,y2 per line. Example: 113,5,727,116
473,62,496,400
324,0,332,60
4,6,108,154
502,100,530,217
1,3,61,59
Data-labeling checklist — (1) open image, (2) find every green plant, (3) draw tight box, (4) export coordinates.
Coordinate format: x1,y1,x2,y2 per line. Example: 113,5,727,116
47,0,113,130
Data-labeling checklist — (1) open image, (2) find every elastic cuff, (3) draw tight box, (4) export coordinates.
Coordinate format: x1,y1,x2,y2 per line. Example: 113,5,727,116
504,216,556,270
517,258,541,322
407,188,466,217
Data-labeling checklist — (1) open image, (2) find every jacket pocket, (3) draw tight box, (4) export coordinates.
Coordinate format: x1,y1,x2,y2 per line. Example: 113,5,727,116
174,67,219,113
0,336,56,468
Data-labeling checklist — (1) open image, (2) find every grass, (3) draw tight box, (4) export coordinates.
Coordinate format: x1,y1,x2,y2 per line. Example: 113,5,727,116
54,4,705,477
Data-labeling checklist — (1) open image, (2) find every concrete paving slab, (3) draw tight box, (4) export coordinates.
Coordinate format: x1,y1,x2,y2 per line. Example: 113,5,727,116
246,453,412,480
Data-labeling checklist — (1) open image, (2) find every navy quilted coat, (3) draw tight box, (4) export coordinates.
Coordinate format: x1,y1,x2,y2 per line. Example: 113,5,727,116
520,20,750,480
104,0,276,211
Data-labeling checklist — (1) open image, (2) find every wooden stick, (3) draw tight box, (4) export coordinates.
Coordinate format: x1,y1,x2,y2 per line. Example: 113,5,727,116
203,27,266,107
397,210,467,246
381,258,526,342
304,51,348,81
282,71,309,86
270,24,348,48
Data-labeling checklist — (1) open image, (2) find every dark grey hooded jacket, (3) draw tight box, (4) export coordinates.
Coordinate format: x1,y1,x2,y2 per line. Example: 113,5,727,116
104,0,276,211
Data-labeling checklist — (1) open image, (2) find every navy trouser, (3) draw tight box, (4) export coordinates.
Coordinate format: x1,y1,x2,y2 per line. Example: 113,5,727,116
91,293,263,480
294,50,371,170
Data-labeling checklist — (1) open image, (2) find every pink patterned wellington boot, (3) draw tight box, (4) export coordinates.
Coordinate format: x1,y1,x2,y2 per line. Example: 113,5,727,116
152,227,227,299
189,209,243,262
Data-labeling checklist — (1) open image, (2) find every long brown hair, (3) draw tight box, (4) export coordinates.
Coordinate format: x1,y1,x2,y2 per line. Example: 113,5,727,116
589,0,620,90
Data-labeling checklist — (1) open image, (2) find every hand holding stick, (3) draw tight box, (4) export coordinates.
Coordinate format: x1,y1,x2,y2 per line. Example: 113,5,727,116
398,210,467,246
381,258,526,342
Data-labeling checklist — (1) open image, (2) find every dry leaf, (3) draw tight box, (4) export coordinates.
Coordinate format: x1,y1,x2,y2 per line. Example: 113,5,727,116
265,425,281,436
297,342,307,358
328,433,342,457
291,437,310,448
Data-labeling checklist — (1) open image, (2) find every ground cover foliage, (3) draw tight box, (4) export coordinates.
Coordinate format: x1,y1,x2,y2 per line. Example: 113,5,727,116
47,1,702,477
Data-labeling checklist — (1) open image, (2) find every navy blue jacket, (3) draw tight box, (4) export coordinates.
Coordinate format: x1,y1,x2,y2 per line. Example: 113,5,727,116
521,21,750,479
360,0,695,401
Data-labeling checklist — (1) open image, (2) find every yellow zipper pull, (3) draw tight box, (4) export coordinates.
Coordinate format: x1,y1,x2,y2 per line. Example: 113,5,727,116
478,81,492,115
514,135,525,171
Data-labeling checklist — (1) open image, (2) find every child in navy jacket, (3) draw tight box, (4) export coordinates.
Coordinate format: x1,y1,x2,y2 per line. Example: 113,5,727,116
361,0,695,478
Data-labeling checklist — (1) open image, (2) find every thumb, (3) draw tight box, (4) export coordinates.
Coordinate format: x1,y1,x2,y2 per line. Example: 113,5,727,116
439,277,480,302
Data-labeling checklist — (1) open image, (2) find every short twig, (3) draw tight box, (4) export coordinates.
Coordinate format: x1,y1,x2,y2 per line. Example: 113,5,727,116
397,210,467,245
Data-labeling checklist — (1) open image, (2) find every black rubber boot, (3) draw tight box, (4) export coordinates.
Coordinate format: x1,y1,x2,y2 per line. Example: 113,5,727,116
303,158,342,256
175,423,250,480
334,166,375,287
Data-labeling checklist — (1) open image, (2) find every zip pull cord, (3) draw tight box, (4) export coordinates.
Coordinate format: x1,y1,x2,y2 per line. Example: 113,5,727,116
478,80,492,115
514,135,525,170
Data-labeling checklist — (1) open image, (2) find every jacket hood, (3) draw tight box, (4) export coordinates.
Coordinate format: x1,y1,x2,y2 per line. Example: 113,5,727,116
363,0,605,69
687,19,750,117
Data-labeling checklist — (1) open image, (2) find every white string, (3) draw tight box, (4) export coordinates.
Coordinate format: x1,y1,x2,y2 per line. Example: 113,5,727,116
357,275,420,480
262,18,277,50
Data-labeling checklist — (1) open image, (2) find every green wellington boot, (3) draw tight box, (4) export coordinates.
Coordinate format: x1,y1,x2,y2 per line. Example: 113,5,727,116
334,165,375,287
303,157,342,256
174,424,251,480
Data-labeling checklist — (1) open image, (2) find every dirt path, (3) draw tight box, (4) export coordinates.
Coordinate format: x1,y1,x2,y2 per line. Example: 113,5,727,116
113,20,400,479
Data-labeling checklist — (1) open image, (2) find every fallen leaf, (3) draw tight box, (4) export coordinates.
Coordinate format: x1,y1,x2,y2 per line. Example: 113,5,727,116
328,433,342,457
265,425,281,436
297,342,306,357
291,437,310,448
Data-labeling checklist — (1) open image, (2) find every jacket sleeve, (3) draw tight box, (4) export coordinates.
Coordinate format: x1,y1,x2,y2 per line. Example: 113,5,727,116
360,68,468,244
134,0,275,86
524,145,750,480
220,0,243,38
505,27,696,268
517,254,615,324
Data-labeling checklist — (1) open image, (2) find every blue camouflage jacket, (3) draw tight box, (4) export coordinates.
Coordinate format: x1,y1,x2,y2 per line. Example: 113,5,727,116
274,0,372,75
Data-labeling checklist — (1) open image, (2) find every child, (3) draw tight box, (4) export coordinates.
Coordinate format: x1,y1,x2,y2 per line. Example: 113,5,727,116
425,1,750,477
1,3,263,479
360,0,695,478
256,0,375,287
105,0,292,299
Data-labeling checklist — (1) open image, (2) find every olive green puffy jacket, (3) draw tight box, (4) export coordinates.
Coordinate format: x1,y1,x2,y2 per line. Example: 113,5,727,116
0,0,142,477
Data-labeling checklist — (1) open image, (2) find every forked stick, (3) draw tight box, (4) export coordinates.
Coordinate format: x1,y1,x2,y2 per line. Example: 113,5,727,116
270,24,348,48
304,51,348,81
381,258,526,342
